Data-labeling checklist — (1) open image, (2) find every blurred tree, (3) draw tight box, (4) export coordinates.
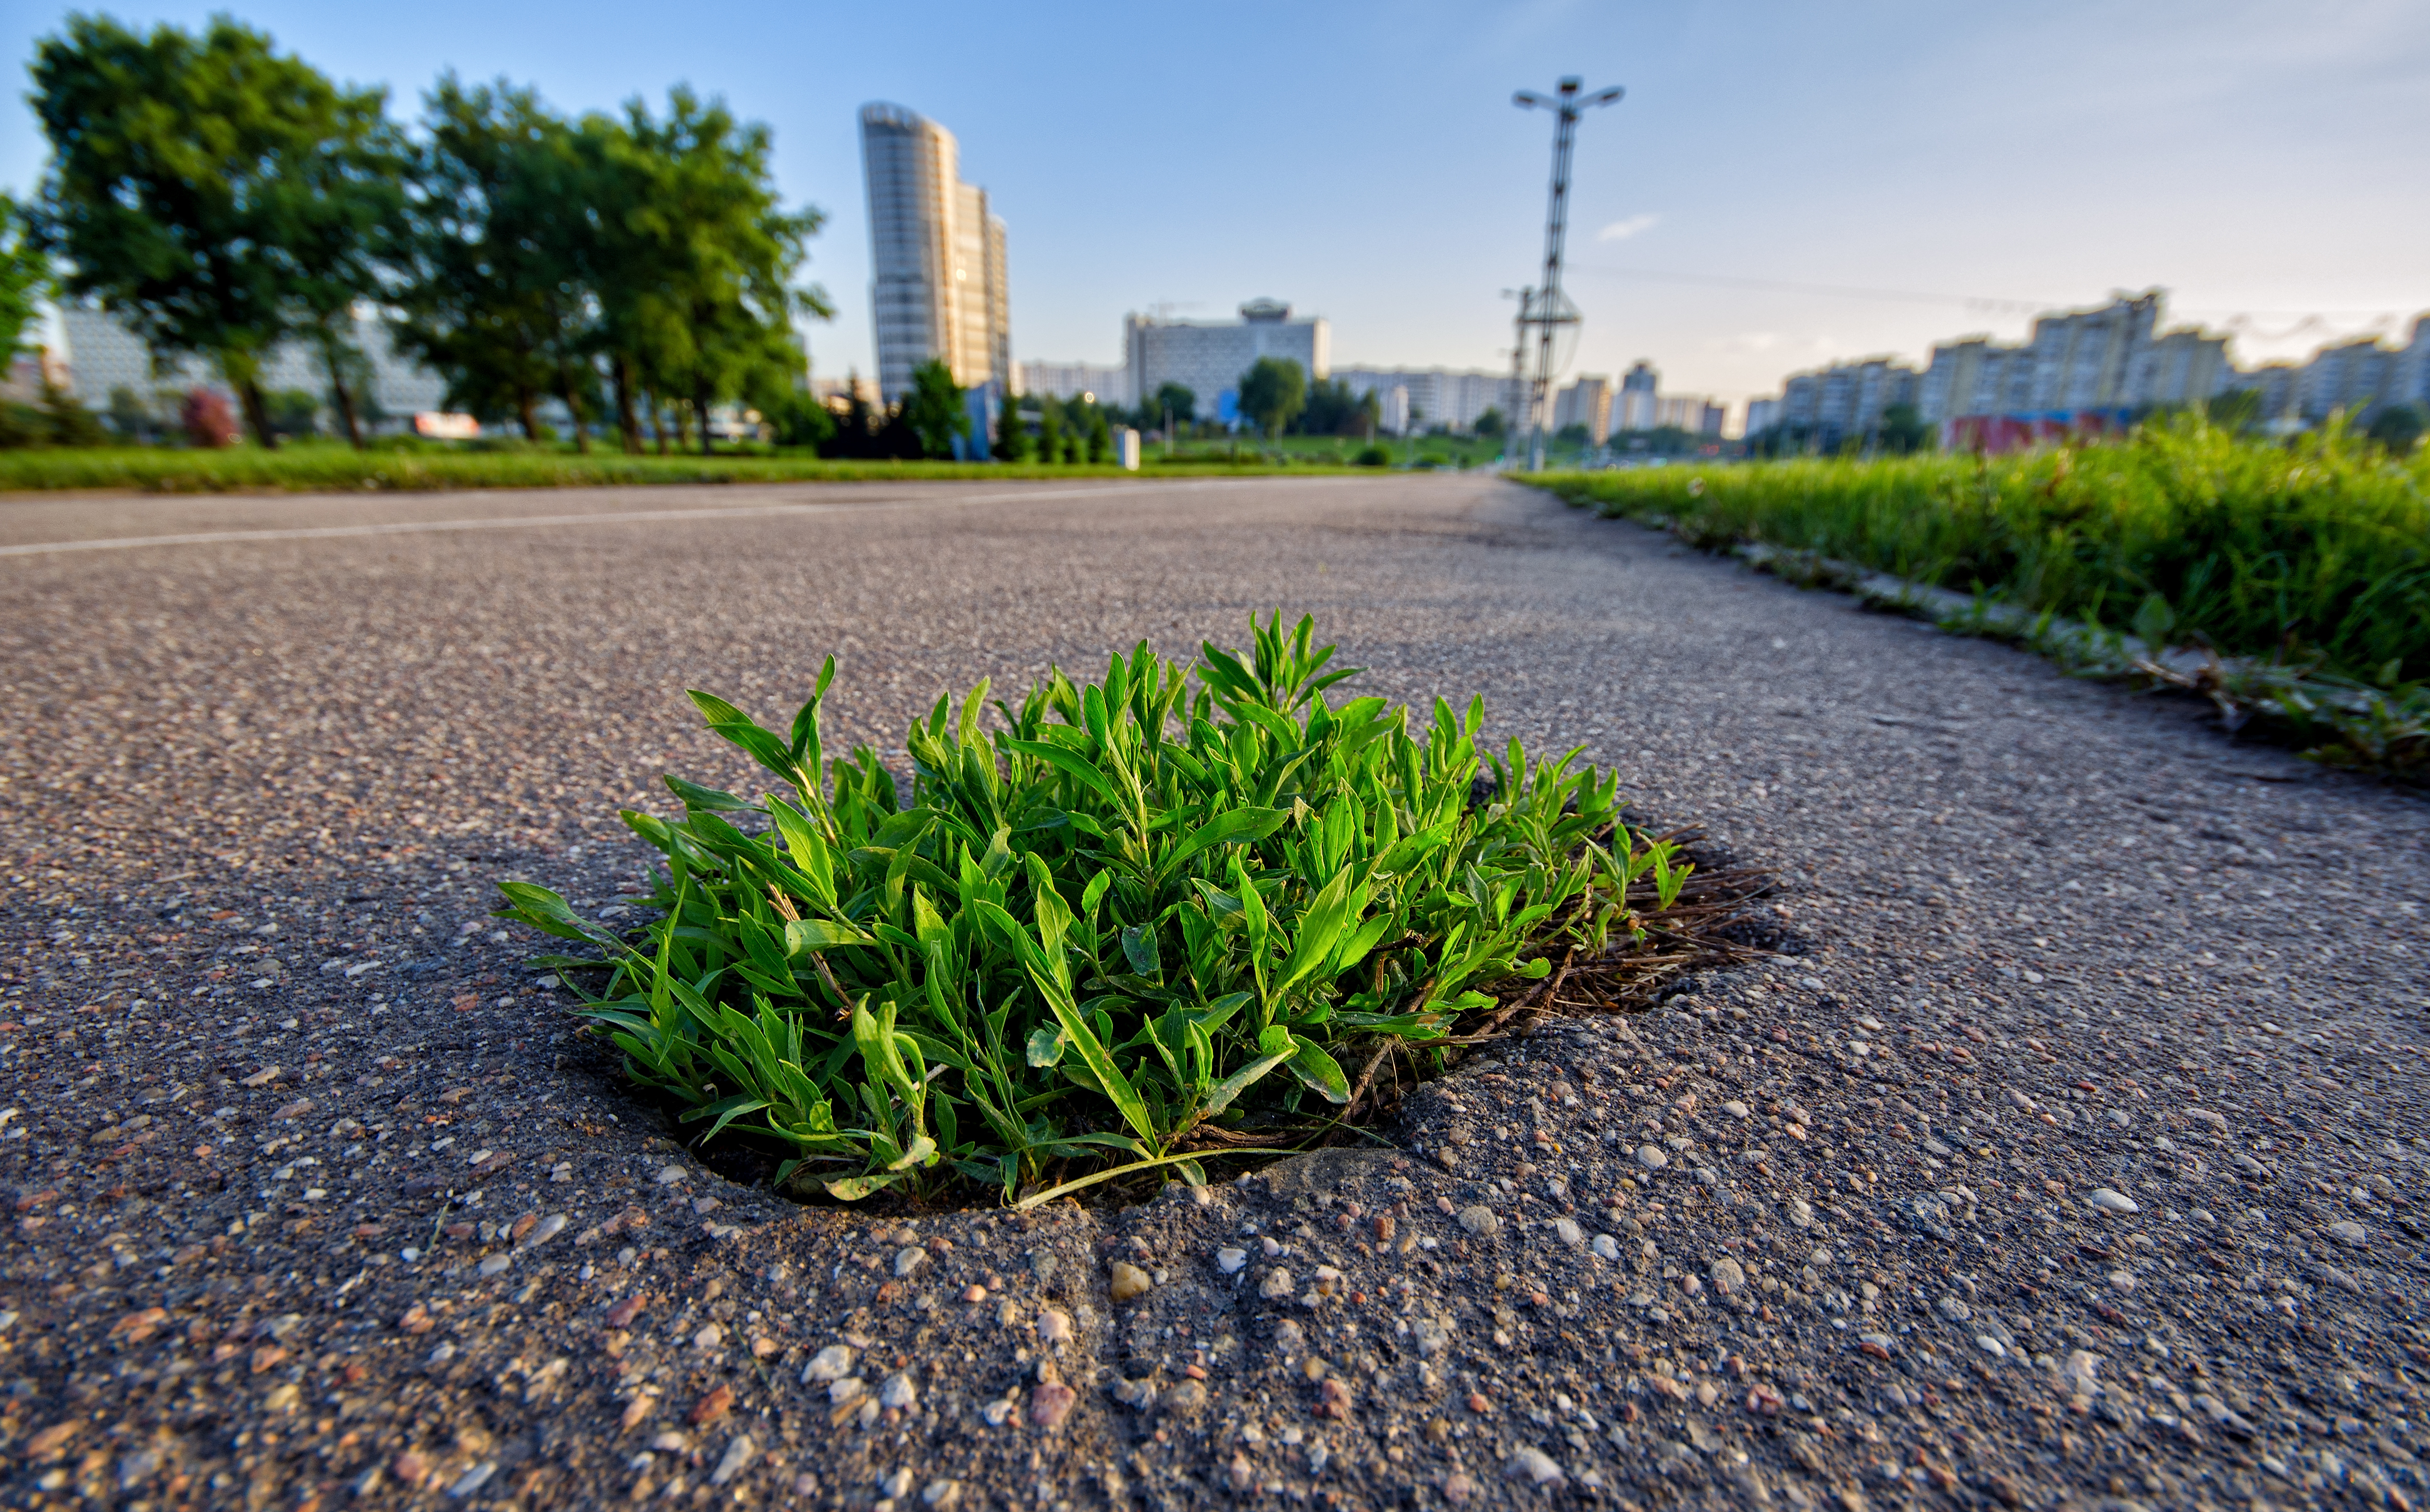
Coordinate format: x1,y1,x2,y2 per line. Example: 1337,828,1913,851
1152,381,1196,428
0,197,49,365
2366,403,2423,458
1876,401,1930,454
993,396,1034,462
763,386,836,449
903,358,970,458
1473,406,1506,439
1296,377,1378,437
106,386,158,443
30,15,403,449
392,77,576,443
612,87,828,455
1036,394,1065,463
1237,356,1306,438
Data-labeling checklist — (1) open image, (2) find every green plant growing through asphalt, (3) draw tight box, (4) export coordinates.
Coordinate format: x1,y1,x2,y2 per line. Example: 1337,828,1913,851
496,615,1688,1206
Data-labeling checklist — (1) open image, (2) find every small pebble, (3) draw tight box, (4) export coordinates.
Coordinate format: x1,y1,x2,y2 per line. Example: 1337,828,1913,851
1506,1447,1565,1486
1028,1382,1077,1429
1708,1258,1744,1296
2086,1187,2139,1214
1457,1205,1499,1236
1216,1247,1248,1274
709,1435,756,1486
2327,1220,2371,1246
1109,1261,1152,1302
879,1373,918,1409
1037,1309,1072,1343
1635,1145,1669,1171
1553,1218,1583,1248
1260,1269,1296,1300
895,1246,929,1279
1722,1100,1751,1120
1591,1234,1620,1260
961,1285,987,1304
802,1345,853,1382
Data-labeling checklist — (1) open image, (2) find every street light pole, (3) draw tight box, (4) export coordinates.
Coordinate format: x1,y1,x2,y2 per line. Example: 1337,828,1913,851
1512,77,1622,472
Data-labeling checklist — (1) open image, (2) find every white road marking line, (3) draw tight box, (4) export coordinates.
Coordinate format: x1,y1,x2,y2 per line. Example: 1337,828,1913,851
0,477,1335,558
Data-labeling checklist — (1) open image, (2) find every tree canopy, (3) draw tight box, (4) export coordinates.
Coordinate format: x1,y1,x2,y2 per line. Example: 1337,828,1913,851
27,16,832,451
902,358,970,458
1151,381,1196,426
1237,356,1306,438
29,14,404,448
0,198,48,365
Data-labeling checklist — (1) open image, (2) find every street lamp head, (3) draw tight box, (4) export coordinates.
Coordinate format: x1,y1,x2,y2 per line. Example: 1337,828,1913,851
1512,90,1551,109
1587,85,1625,107
1557,77,1582,94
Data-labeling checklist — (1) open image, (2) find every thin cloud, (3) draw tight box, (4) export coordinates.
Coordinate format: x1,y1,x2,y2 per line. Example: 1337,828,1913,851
1596,214,1661,242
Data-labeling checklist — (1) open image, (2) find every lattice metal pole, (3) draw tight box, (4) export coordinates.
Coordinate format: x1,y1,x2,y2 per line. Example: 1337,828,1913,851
1513,77,1622,471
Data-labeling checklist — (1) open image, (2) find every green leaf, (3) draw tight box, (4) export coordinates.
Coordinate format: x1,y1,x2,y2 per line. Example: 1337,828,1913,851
1288,1038,1351,1104
824,1172,902,1201
1005,738,1119,807
1026,1024,1067,1068
1164,805,1287,874
785,918,874,953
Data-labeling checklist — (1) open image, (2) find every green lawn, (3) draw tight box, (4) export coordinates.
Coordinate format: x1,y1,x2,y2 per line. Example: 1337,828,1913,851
0,444,1362,494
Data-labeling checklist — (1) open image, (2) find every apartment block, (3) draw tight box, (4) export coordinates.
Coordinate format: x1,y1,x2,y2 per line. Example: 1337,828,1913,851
1016,362,1126,404
1553,376,1613,444
861,102,1010,403
1124,300,1328,420
56,306,447,424
1328,368,1510,433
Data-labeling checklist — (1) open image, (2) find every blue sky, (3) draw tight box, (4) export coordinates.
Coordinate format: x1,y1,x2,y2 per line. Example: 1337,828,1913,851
6,1,2426,412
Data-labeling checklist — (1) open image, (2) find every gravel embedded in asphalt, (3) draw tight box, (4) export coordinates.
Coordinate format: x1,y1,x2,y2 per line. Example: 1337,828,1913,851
2,474,2427,1509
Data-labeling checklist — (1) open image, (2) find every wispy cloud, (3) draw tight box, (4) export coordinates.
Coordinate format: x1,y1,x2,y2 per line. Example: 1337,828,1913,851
1595,214,1662,242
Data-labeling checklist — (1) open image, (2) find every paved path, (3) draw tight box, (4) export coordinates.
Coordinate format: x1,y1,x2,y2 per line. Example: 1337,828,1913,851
2,475,2424,1510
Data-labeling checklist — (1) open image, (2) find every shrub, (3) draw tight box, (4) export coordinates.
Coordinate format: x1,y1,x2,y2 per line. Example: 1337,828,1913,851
180,389,238,448
1352,444,1390,467
498,615,1689,1206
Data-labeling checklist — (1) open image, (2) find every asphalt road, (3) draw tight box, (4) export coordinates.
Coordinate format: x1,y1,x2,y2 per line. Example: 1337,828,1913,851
2,473,2425,1511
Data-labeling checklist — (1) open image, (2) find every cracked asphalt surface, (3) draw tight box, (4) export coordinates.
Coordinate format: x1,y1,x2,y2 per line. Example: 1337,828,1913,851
2,473,2427,1511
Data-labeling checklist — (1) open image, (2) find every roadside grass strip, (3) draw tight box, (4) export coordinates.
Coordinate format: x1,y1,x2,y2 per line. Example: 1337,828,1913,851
1531,418,2429,780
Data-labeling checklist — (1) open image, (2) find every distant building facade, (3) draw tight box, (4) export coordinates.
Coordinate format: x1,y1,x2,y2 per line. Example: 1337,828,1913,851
1123,300,1328,422
56,305,447,428
1553,376,1612,444
1018,362,1127,404
1616,361,1658,432
860,102,1010,403
1747,289,2428,452
1327,368,1506,433
2297,338,2395,421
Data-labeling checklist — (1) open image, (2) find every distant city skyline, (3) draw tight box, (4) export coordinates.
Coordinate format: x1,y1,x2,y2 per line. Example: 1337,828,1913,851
4,0,2425,412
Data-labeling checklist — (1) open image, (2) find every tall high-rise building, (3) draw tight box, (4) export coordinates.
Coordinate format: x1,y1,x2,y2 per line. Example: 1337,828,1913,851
1552,377,1613,444
859,103,1009,403
1617,361,1658,432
